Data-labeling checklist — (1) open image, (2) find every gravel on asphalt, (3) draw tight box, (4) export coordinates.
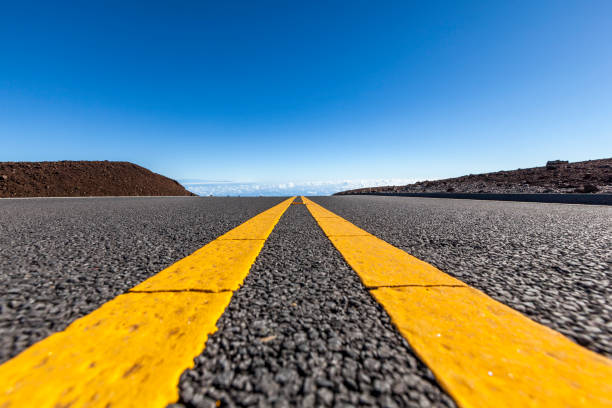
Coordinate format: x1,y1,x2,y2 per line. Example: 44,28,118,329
3,194,608,406
311,196,612,358
0,197,284,363
173,200,456,408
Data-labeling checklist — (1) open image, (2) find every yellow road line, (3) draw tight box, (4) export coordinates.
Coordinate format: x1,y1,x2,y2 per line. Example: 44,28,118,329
303,196,612,408
0,197,295,408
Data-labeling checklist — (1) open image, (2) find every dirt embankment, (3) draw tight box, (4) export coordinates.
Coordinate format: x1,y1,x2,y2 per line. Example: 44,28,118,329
336,158,612,195
0,161,196,198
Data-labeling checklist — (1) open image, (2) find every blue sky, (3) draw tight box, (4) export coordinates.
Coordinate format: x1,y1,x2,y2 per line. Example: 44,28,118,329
1,1,611,195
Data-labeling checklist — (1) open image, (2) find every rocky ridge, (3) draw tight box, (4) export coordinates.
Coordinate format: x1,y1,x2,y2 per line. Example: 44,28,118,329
0,161,195,198
336,158,612,195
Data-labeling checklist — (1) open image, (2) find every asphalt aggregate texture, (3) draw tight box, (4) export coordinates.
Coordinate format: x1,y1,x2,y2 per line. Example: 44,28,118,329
0,196,284,363
311,196,612,358
3,195,609,407
172,200,456,408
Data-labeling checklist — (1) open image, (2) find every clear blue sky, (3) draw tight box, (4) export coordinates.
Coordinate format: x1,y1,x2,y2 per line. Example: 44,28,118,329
1,1,611,191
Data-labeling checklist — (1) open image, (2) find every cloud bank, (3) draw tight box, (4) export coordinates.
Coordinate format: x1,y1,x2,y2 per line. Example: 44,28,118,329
180,178,419,196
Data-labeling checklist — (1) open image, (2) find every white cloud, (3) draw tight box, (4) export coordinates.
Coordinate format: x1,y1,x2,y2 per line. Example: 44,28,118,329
180,178,419,196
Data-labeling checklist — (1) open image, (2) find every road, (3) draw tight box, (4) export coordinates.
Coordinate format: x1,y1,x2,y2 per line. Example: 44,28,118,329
0,196,610,407
312,196,612,358
0,197,284,363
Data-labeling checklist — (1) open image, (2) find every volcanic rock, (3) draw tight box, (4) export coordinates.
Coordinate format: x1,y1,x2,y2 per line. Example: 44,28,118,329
0,161,195,198
336,158,612,195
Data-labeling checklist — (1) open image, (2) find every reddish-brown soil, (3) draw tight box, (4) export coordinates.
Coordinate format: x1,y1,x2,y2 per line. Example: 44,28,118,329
0,161,196,198
337,158,612,195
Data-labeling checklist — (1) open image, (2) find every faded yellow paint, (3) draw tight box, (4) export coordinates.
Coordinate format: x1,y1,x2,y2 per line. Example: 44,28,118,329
0,292,232,408
303,196,612,408
0,197,295,408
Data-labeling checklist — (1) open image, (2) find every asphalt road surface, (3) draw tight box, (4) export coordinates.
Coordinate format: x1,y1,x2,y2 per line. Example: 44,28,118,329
172,199,455,408
0,197,284,363
312,196,612,359
1,195,610,407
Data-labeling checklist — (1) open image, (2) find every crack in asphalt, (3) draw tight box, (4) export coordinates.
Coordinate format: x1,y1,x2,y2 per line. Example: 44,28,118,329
172,203,456,408
128,289,234,294
366,284,467,290
0,196,286,364
312,195,612,358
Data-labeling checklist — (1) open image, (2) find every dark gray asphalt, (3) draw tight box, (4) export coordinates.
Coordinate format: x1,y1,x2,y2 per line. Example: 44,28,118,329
173,201,455,408
0,196,284,363
2,195,610,407
311,196,612,358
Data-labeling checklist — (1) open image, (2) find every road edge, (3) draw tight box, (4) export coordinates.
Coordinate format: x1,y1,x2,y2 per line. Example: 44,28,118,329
336,192,612,205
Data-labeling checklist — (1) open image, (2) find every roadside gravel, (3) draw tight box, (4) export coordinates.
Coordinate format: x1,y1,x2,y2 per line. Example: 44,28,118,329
0,197,284,363
311,196,612,358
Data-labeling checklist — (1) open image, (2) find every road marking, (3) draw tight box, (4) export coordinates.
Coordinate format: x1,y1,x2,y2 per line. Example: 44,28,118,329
0,197,294,408
326,235,463,287
302,196,612,408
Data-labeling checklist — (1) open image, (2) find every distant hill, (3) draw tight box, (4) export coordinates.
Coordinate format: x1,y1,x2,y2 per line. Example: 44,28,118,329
0,161,196,198
336,158,612,195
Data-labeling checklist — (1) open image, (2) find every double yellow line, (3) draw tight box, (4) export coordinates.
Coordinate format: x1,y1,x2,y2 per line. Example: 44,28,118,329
1,196,610,407
302,197,611,408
